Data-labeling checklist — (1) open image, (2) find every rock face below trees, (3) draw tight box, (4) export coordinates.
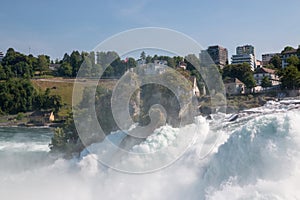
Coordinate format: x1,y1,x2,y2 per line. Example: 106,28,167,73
93,83,198,135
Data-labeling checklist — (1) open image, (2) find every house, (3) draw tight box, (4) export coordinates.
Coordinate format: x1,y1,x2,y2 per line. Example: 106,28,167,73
137,59,146,66
144,60,167,75
281,49,298,68
224,78,245,95
49,64,61,71
254,67,280,86
177,61,187,70
256,60,263,68
154,60,167,66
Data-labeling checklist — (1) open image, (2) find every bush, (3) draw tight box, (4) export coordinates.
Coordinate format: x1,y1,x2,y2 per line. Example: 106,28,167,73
16,112,25,120
49,127,67,152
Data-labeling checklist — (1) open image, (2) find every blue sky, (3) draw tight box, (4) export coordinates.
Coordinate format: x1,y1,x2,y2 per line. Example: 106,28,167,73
1,0,300,60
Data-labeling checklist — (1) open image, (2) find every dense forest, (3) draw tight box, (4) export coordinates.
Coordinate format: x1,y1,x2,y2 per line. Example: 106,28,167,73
0,48,61,114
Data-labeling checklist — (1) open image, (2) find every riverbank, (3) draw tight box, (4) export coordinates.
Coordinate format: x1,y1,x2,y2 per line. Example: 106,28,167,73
0,112,62,128
1,93,299,128
198,93,295,115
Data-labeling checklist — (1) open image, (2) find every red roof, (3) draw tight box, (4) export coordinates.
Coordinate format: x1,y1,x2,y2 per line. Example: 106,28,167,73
224,78,245,85
255,67,275,74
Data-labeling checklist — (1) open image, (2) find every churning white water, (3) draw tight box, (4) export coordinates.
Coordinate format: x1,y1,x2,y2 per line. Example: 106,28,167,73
0,101,300,200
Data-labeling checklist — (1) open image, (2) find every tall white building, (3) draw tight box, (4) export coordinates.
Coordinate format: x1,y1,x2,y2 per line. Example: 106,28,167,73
231,45,256,70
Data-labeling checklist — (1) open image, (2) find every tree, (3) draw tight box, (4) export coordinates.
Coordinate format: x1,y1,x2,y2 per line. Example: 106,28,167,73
37,55,50,73
62,53,70,64
281,46,295,53
127,57,136,69
280,65,300,89
145,55,152,64
261,76,272,88
223,63,256,89
140,51,146,60
1,48,34,78
269,55,281,69
0,64,6,80
287,55,300,67
243,72,256,89
80,56,93,77
91,63,102,77
49,112,82,154
35,88,62,112
49,128,67,152
0,78,36,114
70,51,82,76
57,62,72,77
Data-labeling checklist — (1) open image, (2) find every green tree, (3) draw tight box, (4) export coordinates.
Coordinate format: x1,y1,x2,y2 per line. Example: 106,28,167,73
140,51,146,60
37,55,50,73
287,55,300,67
1,48,34,78
261,76,272,88
49,128,67,152
0,64,6,80
269,55,281,69
91,63,102,77
128,57,136,68
280,65,300,89
281,46,295,53
62,53,70,64
70,51,83,77
145,55,152,64
80,56,93,77
49,112,83,154
35,89,62,112
0,78,36,114
223,63,256,89
243,72,256,89
57,62,72,77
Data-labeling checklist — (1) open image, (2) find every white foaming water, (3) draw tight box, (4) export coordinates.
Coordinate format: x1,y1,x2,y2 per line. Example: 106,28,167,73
0,103,300,200
0,141,50,152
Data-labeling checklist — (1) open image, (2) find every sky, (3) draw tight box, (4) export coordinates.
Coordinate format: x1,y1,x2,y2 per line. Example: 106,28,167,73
1,0,300,61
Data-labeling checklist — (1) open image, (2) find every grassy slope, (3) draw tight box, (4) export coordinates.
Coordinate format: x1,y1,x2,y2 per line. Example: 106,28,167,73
31,78,117,117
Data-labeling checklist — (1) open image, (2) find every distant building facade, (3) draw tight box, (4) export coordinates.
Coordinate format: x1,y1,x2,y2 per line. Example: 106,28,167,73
206,45,228,68
224,78,245,95
231,54,256,70
281,48,298,68
49,64,61,71
0,51,4,62
254,67,280,86
262,53,279,66
236,45,255,55
143,60,167,75
231,44,256,70
256,60,263,68
199,50,212,66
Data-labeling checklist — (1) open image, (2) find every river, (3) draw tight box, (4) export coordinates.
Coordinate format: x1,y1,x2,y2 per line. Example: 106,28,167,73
0,101,300,200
